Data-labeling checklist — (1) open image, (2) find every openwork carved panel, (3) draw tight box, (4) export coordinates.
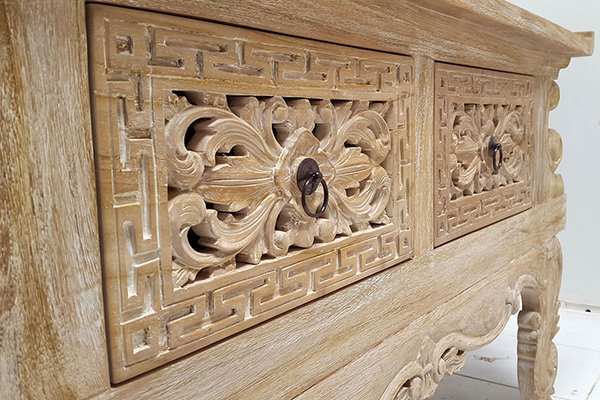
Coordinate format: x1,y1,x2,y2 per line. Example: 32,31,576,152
434,64,535,246
88,5,413,382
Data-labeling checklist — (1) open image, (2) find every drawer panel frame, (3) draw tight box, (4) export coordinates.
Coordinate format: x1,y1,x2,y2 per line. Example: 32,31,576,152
88,4,414,382
434,63,535,246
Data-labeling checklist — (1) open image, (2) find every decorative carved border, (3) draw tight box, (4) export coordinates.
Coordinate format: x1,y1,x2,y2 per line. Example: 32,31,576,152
434,64,535,246
88,5,413,382
380,274,529,400
381,237,562,400
546,81,564,199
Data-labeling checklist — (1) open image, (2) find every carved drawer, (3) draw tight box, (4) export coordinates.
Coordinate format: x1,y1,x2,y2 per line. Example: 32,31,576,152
434,63,535,246
88,5,413,382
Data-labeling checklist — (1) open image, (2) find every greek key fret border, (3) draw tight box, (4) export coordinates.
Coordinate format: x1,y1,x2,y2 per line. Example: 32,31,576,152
434,63,535,246
89,5,413,382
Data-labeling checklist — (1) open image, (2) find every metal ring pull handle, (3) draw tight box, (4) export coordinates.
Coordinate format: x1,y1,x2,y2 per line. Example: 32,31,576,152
488,136,503,172
297,158,329,218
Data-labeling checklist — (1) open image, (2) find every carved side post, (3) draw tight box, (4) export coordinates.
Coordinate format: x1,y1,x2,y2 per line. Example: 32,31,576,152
0,1,109,398
411,55,435,255
517,237,562,399
517,74,564,398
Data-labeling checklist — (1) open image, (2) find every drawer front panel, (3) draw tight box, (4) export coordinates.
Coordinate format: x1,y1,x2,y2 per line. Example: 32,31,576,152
88,5,413,381
434,64,534,246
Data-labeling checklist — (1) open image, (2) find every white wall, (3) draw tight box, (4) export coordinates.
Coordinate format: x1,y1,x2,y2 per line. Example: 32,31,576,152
508,0,600,307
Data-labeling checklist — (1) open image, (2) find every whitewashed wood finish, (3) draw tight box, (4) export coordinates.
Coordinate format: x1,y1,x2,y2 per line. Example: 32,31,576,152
96,195,566,400
412,55,436,257
0,1,108,399
434,64,535,246
1,0,592,399
88,5,413,382
99,0,593,76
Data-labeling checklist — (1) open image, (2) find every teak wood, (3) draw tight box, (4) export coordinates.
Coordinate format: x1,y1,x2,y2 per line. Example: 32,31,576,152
0,0,593,399
87,5,413,381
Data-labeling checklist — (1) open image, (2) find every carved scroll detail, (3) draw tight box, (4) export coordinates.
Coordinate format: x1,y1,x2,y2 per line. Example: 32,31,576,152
167,94,394,279
435,64,535,246
381,274,535,400
450,105,527,197
383,338,468,400
547,81,564,198
89,5,413,382
517,237,562,399
381,237,562,400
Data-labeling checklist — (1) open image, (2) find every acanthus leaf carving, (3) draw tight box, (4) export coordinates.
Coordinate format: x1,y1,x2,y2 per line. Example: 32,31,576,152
435,64,534,245
91,7,413,380
385,337,468,400
449,104,527,198
166,94,394,283
382,274,538,400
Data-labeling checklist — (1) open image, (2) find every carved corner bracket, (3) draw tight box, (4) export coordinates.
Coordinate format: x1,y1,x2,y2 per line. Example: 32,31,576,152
380,237,562,400
380,275,526,400
546,81,564,199
88,5,413,381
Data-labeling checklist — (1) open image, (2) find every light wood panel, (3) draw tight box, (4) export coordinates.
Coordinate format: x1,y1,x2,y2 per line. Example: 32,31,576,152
0,1,108,399
98,0,593,76
412,55,435,256
96,195,565,399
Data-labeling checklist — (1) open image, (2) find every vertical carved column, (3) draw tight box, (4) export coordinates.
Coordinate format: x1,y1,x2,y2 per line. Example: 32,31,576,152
412,55,435,255
546,81,565,198
534,78,564,203
517,237,562,399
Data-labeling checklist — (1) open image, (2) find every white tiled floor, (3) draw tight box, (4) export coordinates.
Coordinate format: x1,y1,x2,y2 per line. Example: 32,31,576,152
431,308,600,400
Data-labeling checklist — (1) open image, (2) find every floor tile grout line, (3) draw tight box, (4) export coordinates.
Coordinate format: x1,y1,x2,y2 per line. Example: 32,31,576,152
454,373,519,389
492,332,600,353
556,344,600,353
585,373,600,400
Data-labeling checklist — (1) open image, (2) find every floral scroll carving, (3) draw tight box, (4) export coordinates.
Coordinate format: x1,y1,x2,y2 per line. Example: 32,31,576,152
90,5,412,381
450,104,527,198
386,339,468,400
166,93,395,285
381,273,543,400
546,81,565,199
435,64,535,246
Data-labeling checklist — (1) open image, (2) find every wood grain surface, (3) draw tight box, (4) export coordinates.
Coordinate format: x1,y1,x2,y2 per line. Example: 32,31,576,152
0,1,108,398
96,195,565,399
411,55,435,256
98,0,593,76
0,0,589,398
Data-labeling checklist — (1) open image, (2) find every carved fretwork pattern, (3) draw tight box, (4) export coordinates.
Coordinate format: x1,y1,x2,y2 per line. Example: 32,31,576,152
166,94,399,285
89,6,413,382
434,64,535,246
104,18,412,92
381,273,536,400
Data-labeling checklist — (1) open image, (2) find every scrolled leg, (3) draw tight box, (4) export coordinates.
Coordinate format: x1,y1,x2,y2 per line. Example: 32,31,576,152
517,237,562,399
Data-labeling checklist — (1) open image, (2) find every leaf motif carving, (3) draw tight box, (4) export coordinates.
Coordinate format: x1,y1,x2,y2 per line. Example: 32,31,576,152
166,94,396,286
449,104,529,199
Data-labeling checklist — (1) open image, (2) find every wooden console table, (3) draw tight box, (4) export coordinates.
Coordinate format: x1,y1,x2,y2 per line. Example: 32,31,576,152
0,1,593,399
